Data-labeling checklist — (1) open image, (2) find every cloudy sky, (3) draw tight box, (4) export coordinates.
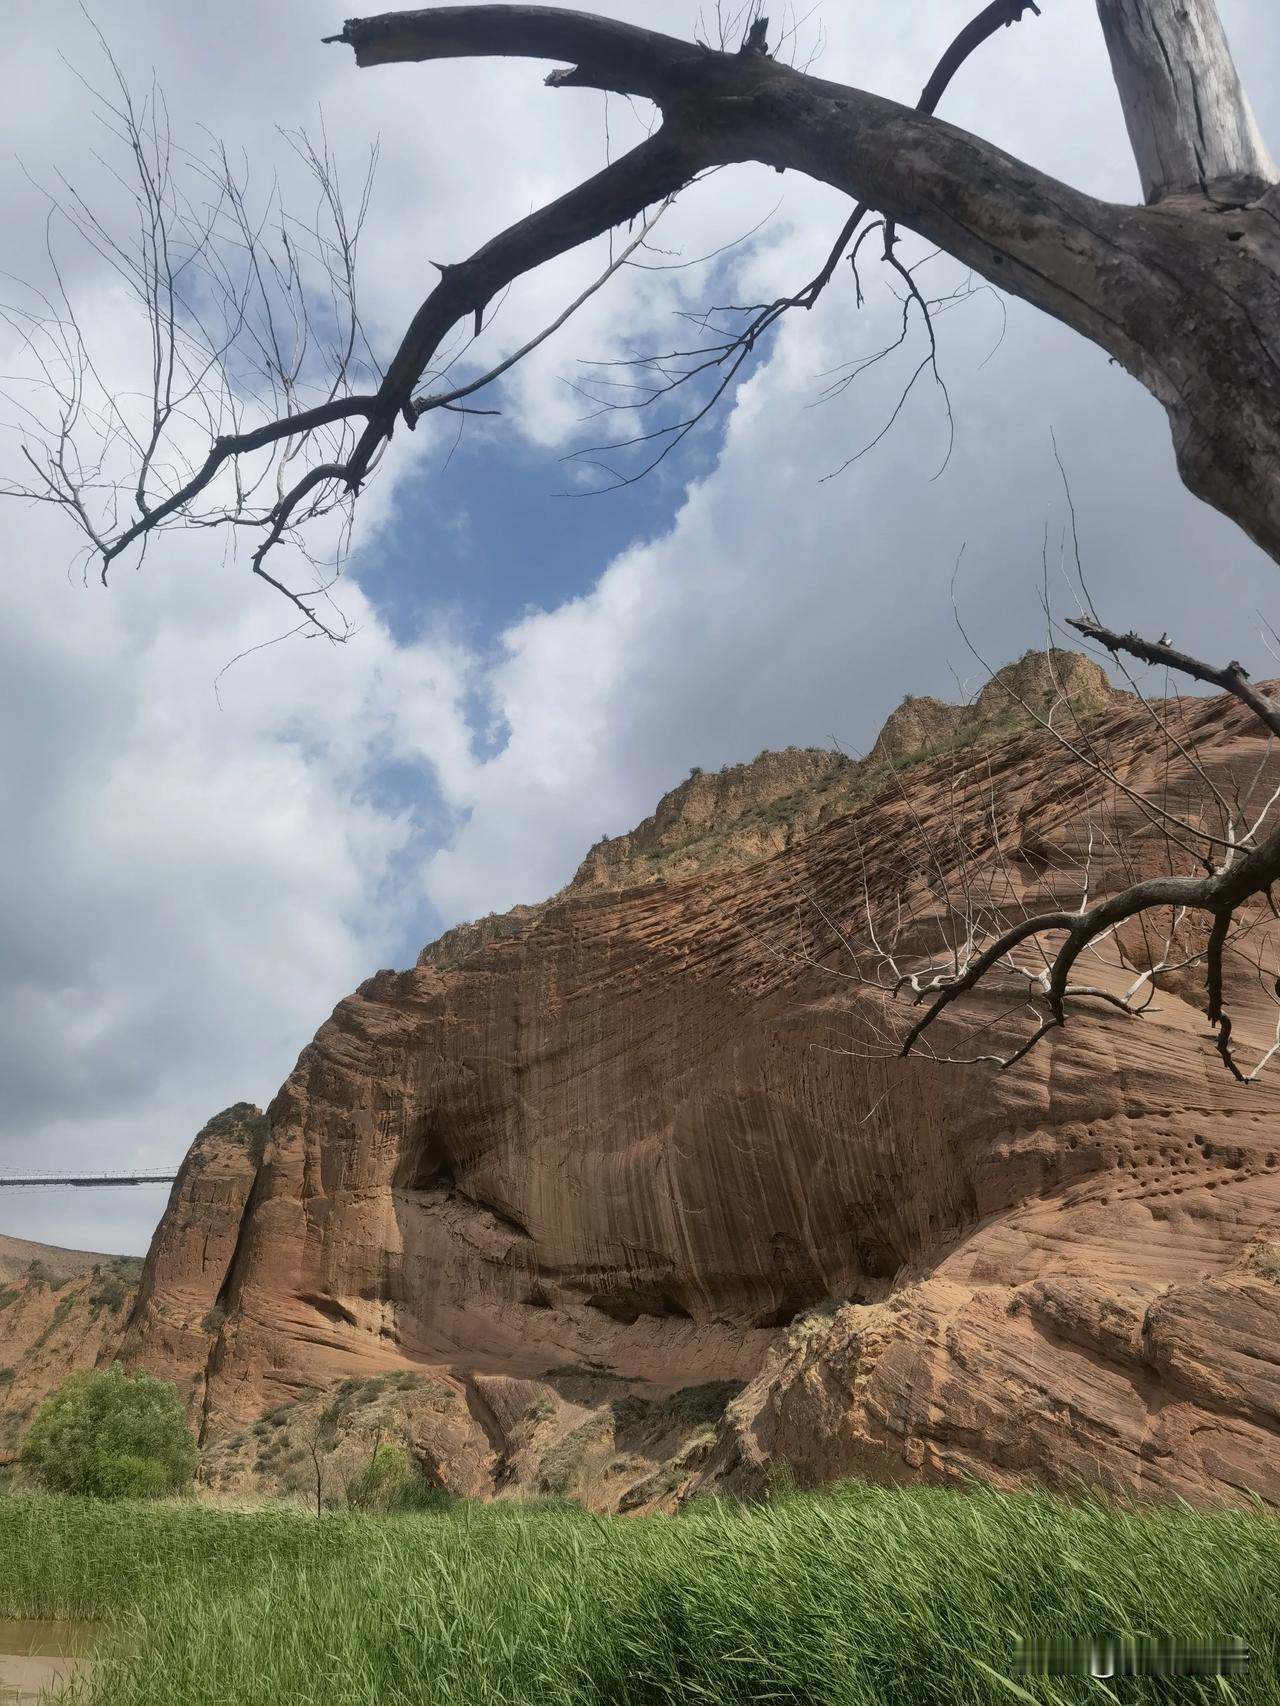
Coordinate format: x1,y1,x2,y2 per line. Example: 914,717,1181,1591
3,0,1278,1255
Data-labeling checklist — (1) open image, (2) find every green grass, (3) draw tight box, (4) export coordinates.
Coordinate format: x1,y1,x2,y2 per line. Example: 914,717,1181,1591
0,1482,1275,1704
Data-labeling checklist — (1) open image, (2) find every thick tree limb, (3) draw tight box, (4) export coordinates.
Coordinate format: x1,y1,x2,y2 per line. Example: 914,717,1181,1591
323,7,722,101
346,128,698,481
408,194,675,421
1067,616,1280,741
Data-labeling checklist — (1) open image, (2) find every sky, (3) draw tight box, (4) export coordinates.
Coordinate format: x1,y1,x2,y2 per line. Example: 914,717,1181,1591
2,0,1278,1255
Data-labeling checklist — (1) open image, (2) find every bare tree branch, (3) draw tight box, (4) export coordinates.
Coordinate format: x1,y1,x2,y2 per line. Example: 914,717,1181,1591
847,631,1280,1081
6,0,1280,623
1068,616,1280,740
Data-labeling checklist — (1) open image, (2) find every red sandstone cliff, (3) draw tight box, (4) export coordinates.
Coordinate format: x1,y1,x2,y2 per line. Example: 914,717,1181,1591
120,1104,266,1434
99,655,1280,1508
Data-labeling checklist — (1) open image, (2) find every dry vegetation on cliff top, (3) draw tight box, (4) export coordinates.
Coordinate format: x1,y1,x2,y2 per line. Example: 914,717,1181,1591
1,1483,1276,1704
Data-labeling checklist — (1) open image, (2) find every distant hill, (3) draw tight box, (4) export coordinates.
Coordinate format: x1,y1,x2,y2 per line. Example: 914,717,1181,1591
0,1234,144,1457
0,1231,122,1285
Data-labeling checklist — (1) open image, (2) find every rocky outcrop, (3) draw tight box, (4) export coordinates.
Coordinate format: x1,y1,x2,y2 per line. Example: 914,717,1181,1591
870,648,1122,763
199,1364,743,1512
700,1204,1280,1506
868,694,967,764
118,662,1280,1508
414,650,1125,961
417,905,543,972
119,1104,264,1433
568,747,860,893
572,650,1124,895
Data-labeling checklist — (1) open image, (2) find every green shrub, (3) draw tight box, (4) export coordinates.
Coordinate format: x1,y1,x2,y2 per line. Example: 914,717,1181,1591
88,1265,137,1315
345,1442,411,1511
19,1365,197,1500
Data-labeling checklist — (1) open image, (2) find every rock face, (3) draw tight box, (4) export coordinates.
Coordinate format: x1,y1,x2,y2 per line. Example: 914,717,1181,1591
119,1104,265,1433
117,661,1280,1508
869,648,1119,762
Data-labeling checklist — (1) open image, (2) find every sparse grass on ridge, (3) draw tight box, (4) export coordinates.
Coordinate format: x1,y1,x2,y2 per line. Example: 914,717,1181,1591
1,1481,1276,1704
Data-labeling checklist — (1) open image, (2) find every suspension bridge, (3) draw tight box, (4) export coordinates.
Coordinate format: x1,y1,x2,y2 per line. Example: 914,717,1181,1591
0,1171,177,1189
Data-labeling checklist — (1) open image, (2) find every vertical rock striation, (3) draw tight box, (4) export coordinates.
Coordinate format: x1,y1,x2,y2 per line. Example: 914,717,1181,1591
112,662,1280,1503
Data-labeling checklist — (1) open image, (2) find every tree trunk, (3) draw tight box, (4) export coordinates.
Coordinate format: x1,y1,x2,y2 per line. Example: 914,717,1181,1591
1095,0,1276,203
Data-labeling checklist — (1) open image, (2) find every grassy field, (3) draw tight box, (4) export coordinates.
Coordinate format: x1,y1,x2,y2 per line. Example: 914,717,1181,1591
1,1482,1276,1704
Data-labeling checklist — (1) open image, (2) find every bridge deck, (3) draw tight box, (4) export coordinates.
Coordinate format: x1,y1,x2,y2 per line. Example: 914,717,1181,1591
0,1173,177,1188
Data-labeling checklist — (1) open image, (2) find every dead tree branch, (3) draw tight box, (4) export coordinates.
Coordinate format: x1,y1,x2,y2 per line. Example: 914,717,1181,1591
1068,617,1280,740
545,1,1039,488
6,1,1280,619
857,632,1280,1081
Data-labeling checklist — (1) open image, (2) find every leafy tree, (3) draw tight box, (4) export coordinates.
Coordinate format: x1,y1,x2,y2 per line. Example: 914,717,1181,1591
20,1364,198,1500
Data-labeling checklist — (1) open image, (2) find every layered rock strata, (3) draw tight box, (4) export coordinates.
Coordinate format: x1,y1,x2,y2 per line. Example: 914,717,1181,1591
109,665,1280,1508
